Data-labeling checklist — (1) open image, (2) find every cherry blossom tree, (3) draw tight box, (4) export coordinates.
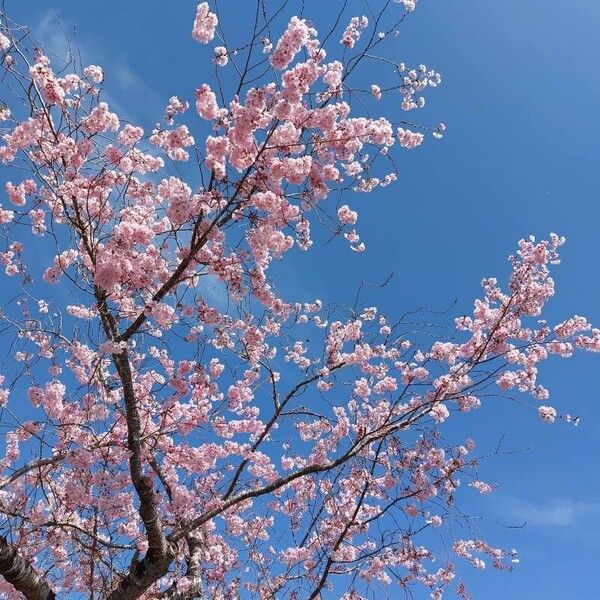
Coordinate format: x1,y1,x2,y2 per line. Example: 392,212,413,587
0,2,597,599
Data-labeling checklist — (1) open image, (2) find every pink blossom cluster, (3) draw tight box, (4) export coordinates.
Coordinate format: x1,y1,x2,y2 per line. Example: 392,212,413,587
0,6,595,600
399,0,417,11
195,83,221,120
29,53,66,105
397,127,425,149
192,2,218,44
6,179,36,206
341,16,369,48
150,124,195,161
270,16,316,69
400,64,442,111
83,102,120,134
83,64,104,83
164,95,189,124
338,204,358,225
214,45,228,66
0,32,11,52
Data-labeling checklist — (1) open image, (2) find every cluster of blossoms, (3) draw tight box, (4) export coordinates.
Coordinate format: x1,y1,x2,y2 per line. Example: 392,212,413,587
214,45,228,66
400,63,442,111
83,64,103,83
397,127,425,149
165,95,189,124
270,16,316,70
396,0,418,11
192,1,218,43
341,16,369,48
0,2,594,600
150,123,195,161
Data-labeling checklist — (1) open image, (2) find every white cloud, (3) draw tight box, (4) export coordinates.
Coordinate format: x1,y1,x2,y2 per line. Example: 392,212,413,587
199,273,230,312
33,10,162,124
35,9,73,63
500,496,600,527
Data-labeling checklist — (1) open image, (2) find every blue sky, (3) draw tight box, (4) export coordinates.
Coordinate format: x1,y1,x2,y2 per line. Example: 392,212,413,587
5,0,600,597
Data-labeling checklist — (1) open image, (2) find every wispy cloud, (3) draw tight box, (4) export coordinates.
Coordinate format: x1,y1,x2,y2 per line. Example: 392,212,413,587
499,496,600,527
103,61,163,125
35,9,73,63
33,10,162,124
199,274,231,312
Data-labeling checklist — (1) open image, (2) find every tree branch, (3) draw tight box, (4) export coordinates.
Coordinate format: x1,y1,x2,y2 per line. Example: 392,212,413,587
105,349,175,600
0,536,56,600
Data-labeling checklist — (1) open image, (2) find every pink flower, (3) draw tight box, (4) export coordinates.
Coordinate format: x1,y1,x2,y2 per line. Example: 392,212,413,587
6,180,35,206
149,302,178,328
0,206,14,224
398,0,417,11
0,33,11,52
470,481,493,494
192,2,218,44
118,124,144,146
538,405,557,423
150,125,194,161
341,16,368,48
83,65,103,83
214,46,228,66
337,204,358,225
270,17,315,70
83,102,119,134
164,96,189,124
397,127,424,149
431,403,450,423
195,84,220,120
206,135,230,179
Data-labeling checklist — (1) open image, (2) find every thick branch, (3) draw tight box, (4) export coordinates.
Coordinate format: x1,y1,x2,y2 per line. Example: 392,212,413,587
171,395,440,545
106,548,173,600
0,536,55,600
105,349,174,600
95,289,174,599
